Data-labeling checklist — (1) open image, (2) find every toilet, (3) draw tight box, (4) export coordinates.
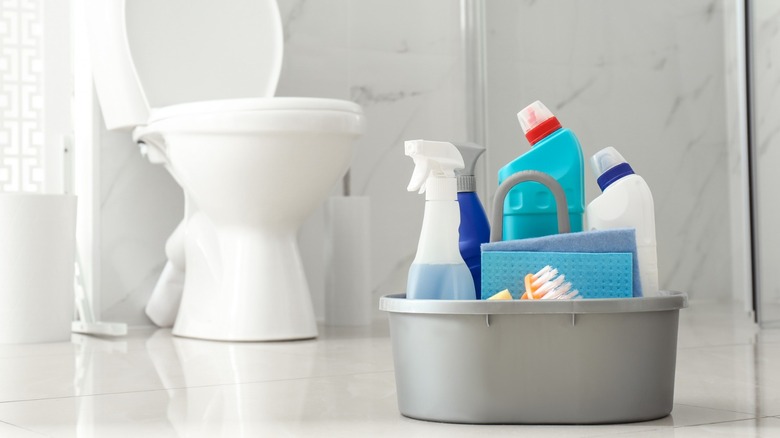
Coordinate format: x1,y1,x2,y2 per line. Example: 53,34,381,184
85,0,365,341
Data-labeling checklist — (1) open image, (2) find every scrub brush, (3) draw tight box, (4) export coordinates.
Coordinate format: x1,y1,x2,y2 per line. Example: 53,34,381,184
521,266,580,300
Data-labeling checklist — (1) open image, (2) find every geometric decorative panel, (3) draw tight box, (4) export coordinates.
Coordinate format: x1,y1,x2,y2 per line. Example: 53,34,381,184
0,0,44,192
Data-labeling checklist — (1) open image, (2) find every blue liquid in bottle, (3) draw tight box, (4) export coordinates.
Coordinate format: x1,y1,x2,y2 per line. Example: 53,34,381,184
406,263,476,300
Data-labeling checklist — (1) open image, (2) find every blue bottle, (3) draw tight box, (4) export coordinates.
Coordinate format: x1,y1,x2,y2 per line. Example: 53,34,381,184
498,101,584,240
454,143,490,299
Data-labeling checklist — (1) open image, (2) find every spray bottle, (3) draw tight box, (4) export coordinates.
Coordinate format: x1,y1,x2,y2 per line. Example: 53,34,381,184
405,140,476,300
498,101,585,240
587,147,659,296
453,143,490,299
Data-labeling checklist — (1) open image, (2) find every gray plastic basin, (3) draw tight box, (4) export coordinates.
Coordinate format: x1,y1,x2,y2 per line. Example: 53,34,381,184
380,291,687,424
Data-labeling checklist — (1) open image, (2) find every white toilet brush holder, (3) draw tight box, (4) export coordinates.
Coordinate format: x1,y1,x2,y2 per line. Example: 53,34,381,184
324,196,372,326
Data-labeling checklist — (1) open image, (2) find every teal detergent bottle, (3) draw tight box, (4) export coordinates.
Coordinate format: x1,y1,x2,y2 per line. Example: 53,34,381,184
498,101,584,240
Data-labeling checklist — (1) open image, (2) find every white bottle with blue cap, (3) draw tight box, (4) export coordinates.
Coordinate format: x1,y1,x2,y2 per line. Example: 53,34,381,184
405,140,476,300
587,147,659,297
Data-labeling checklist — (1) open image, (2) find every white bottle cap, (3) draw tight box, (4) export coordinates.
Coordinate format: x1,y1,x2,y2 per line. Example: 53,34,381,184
404,140,464,201
517,101,561,144
425,177,457,201
590,147,626,176
517,101,554,133
591,147,635,191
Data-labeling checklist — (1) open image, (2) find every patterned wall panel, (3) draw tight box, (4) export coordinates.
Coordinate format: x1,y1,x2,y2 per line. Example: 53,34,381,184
0,0,44,192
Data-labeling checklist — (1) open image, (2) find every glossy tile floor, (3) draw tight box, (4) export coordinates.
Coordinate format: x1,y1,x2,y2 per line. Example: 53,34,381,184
0,301,779,437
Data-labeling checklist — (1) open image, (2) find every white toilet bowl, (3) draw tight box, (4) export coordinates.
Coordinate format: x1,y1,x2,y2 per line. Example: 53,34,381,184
135,98,363,340
86,1,365,341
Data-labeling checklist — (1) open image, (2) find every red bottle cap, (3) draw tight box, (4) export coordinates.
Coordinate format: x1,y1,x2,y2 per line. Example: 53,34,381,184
517,101,562,145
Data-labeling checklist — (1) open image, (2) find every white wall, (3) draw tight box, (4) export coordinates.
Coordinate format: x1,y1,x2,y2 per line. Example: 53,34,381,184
96,0,748,325
97,0,467,325
97,126,182,325
483,0,746,301
276,0,468,321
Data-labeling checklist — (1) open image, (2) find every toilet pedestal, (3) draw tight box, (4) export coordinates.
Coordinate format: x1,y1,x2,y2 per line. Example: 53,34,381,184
172,212,318,341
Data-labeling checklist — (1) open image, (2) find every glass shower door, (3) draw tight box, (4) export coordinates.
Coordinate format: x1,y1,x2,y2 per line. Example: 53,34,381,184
750,0,780,327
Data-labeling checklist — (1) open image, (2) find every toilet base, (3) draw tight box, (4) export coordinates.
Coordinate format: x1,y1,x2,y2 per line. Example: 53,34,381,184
172,213,318,342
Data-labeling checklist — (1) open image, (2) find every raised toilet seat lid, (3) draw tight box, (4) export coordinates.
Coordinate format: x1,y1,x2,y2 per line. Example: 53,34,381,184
87,0,284,130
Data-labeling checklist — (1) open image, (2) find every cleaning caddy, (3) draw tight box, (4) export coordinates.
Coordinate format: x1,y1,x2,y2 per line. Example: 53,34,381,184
381,113,686,424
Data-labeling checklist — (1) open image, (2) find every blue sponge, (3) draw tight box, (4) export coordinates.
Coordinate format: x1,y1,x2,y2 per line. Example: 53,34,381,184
481,228,642,298
481,251,633,299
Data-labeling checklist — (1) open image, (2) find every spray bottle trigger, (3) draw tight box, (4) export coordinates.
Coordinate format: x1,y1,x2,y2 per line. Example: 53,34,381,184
407,157,430,193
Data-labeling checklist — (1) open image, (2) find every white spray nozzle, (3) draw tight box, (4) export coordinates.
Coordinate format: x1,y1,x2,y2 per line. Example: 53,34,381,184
590,147,627,177
404,140,464,199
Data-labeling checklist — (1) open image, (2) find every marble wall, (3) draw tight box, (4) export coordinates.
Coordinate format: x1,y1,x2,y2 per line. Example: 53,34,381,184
276,0,469,321
96,0,748,326
97,0,467,324
97,127,182,325
752,0,780,324
483,0,746,301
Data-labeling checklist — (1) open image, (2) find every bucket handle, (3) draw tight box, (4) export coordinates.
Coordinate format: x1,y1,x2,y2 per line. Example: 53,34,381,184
490,170,571,242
